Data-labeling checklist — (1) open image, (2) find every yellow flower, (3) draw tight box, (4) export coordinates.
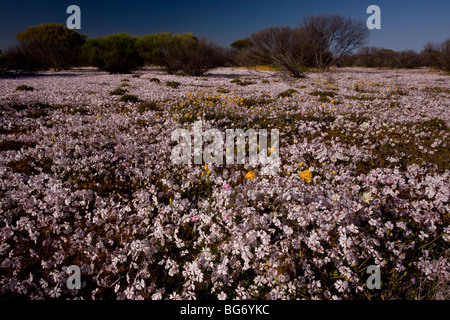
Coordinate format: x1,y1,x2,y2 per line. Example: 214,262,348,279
51,135,54,141
205,164,208,172
299,162,304,166
332,170,337,175
169,198,173,204
268,146,275,155
245,171,255,180
300,169,312,183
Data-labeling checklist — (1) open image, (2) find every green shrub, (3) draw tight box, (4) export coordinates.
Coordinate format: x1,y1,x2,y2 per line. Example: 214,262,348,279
82,33,144,74
119,94,139,103
15,85,34,91
7,23,85,71
110,87,127,95
166,81,180,89
136,33,173,65
217,88,230,93
157,35,225,76
310,90,335,102
241,98,271,107
230,78,255,86
347,95,376,101
149,77,161,83
277,89,297,98
138,101,160,114
310,91,335,98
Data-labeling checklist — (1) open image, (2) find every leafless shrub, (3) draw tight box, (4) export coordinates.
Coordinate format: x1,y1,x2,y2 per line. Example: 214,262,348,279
421,42,443,69
302,14,370,69
440,38,450,71
247,26,312,78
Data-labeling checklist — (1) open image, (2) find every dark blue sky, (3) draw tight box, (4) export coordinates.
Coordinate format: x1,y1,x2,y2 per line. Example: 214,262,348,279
1,0,449,52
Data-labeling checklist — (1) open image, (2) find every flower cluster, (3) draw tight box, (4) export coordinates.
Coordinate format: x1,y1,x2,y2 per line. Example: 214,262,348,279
0,67,449,300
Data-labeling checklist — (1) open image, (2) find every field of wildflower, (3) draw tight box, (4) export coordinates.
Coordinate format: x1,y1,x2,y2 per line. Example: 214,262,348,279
0,66,449,300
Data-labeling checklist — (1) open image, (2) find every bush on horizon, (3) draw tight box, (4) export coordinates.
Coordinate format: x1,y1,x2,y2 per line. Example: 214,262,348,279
82,33,144,74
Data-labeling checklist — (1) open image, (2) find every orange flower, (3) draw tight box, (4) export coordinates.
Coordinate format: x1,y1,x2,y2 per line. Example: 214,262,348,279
300,169,312,183
245,171,255,180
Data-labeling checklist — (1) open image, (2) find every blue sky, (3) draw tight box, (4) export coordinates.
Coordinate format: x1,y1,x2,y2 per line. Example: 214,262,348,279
1,0,449,52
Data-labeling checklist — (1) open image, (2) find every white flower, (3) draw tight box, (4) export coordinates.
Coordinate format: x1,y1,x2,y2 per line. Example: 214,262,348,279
360,122,370,129
217,292,227,300
124,287,134,299
362,191,374,203
49,285,61,298
151,291,163,300
334,280,348,293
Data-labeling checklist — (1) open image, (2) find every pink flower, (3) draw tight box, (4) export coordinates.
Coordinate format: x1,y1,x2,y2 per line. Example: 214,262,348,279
223,184,231,191
191,215,199,222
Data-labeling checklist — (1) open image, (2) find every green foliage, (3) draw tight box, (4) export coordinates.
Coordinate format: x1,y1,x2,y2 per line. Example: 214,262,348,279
82,33,144,73
149,77,161,83
217,88,230,93
240,98,271,107
310,91,335,102
347,95,376,101
109,87,127,95
138,101,160,114
135,33,173,64
119,94,139,103
166,81,180,89
157,35,225,76
230,78,255,86
230,38,251,51
9,23,85,71
15,85,34,91
277,89,297,98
